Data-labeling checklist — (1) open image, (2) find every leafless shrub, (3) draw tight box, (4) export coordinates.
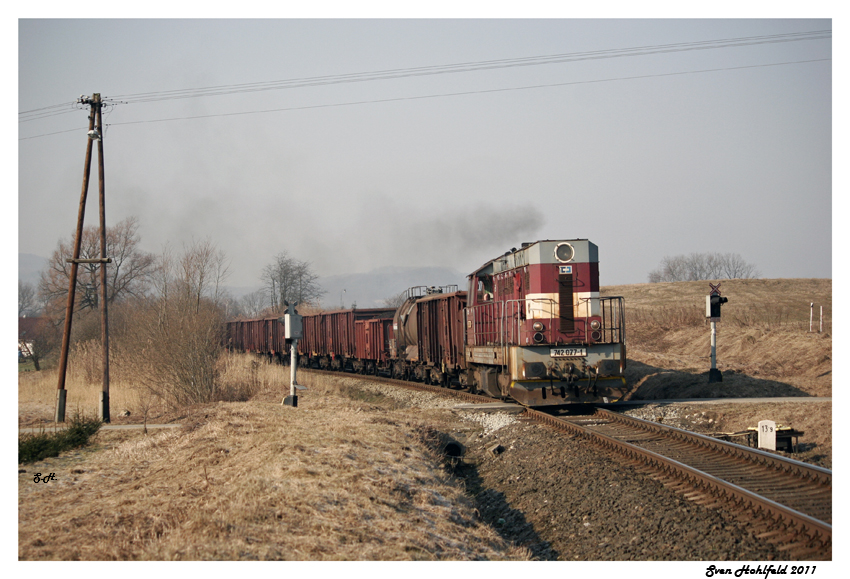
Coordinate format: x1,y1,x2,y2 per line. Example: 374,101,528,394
117,241,230,409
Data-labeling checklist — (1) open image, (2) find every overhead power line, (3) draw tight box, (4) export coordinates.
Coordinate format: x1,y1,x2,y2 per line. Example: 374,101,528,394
18,30,831,141
104,29,831,105
20,29,830,118
18,57,830,141
106,58,834,125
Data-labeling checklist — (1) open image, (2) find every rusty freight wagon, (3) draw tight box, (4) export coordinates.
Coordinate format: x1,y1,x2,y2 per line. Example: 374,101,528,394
226,317,288,361
354,317,395,373
299,308,396,371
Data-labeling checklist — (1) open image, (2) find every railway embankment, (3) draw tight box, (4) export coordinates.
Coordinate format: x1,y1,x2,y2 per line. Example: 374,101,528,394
18,369,828,561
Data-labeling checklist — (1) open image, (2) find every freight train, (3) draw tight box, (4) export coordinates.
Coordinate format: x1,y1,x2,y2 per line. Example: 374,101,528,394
226,239,627,407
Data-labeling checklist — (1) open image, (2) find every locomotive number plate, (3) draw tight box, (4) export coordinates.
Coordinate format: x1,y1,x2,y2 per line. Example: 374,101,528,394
550,347,586,358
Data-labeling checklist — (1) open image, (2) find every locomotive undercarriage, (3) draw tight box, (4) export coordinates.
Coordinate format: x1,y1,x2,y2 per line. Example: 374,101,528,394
292,347,626,407
389,360,469,389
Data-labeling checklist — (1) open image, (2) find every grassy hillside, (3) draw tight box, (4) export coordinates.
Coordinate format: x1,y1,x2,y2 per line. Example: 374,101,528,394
601,279,832,399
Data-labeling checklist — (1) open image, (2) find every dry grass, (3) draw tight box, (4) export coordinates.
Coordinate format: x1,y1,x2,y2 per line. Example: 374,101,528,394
18,356,529,561
604,278,832,333
602,279,832,399
18,351,288,427
18,358,142,428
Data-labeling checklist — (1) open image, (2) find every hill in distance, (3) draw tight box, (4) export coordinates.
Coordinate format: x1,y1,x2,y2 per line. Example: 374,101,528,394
318,265,467,309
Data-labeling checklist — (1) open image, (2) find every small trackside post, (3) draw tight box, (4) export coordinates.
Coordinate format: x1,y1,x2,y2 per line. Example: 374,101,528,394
706,283,728,383
282,302,304,407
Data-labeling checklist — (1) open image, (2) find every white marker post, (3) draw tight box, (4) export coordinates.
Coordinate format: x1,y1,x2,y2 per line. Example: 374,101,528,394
810,303,814,333
758,420,777,451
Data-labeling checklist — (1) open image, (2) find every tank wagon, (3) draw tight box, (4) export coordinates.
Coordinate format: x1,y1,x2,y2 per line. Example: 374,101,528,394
225,239,627,406
389,285,467,385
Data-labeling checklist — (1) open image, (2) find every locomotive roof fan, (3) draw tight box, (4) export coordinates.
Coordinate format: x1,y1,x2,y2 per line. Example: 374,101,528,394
554,242,575,263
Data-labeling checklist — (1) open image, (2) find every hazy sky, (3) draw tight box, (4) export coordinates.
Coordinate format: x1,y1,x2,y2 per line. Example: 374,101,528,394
17,17,833,289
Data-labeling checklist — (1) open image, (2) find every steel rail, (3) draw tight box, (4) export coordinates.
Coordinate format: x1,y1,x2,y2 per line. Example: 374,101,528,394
595,408,832,485
524,407,831,556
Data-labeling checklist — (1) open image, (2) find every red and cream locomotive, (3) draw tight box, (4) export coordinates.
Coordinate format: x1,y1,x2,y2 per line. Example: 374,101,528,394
464,239,626,405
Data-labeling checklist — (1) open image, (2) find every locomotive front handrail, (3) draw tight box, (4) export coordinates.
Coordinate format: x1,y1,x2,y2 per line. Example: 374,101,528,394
466,296,625,350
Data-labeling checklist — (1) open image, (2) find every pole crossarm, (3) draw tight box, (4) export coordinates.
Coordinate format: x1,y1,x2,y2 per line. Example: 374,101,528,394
66,258,113,264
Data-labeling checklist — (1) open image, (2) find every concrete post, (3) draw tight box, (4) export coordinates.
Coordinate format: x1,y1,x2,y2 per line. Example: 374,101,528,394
708,320,722,383
284,338,298,407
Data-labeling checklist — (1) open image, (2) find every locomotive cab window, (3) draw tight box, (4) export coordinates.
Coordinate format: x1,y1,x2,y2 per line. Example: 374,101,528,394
476,276,494,302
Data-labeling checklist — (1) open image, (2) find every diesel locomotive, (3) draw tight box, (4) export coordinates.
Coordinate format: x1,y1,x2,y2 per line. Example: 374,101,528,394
226,239,628,406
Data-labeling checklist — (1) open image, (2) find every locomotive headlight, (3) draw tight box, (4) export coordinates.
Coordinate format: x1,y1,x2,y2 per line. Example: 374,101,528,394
589,319,601,331
532,321,545,332
554,242,575,263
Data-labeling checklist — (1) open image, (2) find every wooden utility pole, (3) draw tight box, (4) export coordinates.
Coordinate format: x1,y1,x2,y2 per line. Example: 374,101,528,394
55,93,111,423
95,97,110,423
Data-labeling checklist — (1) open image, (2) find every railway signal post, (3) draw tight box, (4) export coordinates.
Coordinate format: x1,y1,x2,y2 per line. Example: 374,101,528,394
706,283,728,383
282,302,304,407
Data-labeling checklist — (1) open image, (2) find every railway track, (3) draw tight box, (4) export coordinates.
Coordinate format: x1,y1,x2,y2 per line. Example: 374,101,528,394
530,407,831,560
304,369,832,559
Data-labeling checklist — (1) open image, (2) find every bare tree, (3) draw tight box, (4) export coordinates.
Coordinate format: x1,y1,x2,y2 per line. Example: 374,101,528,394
176,238,230,313
720,253,760,279
19,280,38,317
18,317,60,371
648,252,760,282
239,289,268,318
262,251,325,312
38,216,155,319
381,290,409,308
